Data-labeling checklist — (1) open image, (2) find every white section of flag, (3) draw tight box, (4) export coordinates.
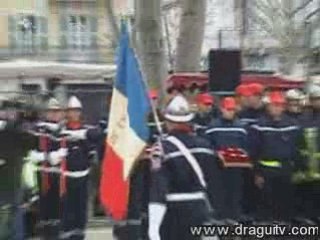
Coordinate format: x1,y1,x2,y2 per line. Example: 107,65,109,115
107,88,147,179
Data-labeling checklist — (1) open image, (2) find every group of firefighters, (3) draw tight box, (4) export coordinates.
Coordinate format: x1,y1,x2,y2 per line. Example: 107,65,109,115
137,83,320,240
17,96,106,240
0,81,319,240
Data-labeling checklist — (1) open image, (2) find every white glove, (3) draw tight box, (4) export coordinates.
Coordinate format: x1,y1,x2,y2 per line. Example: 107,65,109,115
28,150,45,163
37,122,60,132
148,203,167,240
49,148,68,165
0,120,7,130
61,129,87,140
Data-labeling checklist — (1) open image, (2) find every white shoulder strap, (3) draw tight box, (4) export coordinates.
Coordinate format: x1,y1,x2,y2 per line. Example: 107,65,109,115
166,136,207,188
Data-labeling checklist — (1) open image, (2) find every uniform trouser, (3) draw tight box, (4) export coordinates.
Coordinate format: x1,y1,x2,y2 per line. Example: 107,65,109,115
221,168,244,220
0,191,25,240
160,200,210,240
256,167,293,222
294,180,320,219
0,205,12,240
60,176,88,240
39,173,60,240
242,169,256,217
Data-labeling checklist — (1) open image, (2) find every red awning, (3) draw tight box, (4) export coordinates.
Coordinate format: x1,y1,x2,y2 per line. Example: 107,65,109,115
166,72,208,89
166,72,305,90
241,74,304,90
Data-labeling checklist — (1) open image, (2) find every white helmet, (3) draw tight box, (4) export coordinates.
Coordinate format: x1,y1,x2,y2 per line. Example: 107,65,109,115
285,89,304,100
309,85,320,98
67,96,82,109
164,95,194,122
47,97,62,110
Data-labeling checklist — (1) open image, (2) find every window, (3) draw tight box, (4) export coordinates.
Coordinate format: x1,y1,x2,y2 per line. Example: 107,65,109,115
247,54,266,70
8,15,48,51
21,84,41,94
60,15,97,49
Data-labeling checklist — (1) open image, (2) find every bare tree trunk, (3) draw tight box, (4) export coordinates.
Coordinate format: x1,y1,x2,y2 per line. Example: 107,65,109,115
106,0,120,48
163,13,174,71
136,0,168,95
175,0,207,72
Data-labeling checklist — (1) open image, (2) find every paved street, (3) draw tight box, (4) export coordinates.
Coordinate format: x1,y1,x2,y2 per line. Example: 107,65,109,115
30,227,114,240
85,227,114,239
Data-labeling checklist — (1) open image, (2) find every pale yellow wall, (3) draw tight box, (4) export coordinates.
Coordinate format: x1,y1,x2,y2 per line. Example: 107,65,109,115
0,15,8,48
97,0,111,46
48,0,59,47
0,0,116,59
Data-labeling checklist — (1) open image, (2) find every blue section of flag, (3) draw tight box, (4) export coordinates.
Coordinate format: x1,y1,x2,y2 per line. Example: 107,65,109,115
115,21,150,141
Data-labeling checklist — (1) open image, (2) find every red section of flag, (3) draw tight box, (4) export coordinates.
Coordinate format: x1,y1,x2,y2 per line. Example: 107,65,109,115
100,143,129,220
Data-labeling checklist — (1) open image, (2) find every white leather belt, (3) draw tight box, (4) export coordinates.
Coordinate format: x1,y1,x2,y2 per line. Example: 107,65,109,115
37,166,60,174
64,169,90,178
166,191,206,202
37,167,90,178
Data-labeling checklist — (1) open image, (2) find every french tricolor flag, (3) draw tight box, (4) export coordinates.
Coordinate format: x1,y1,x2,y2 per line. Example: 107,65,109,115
100,22,150,220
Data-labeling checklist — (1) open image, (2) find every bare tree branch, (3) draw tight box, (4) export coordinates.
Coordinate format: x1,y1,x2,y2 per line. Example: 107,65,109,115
249,0,319,74
290,0,315,17
162,0,182,11
305,6,320,20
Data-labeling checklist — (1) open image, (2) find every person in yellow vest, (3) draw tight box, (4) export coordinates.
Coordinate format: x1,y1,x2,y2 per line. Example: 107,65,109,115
27,97,66,239
249,91,302,222
294,85,320,221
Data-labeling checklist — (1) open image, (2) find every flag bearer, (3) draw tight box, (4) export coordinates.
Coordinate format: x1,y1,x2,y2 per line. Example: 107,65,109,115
148,95,215,240
205,97,251,221
58,96,104,240
28,97,66,239
250,92,302,221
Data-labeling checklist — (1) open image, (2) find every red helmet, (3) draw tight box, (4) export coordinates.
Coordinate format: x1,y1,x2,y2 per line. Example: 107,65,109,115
195,93,214,105
236,84,251,97
248,83,264,96
220,97,237,110
267,91,286,105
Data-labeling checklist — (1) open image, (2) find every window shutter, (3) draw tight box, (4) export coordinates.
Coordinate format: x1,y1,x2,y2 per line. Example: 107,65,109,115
59,15,68,48
40,17,48,49
8,16,17,48
89,16,98,48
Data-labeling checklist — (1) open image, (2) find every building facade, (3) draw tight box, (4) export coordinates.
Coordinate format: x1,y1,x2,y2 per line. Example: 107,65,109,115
0,0,129,122
0,0,129,63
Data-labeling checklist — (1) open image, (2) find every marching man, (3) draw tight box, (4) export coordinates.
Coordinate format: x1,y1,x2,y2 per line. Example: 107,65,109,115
59,96,105,240
28,97,66,240
148,95,215,240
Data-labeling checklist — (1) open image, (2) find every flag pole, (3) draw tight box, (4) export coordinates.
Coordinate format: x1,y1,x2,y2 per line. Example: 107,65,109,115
135,51,165,138
135,53,165,138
